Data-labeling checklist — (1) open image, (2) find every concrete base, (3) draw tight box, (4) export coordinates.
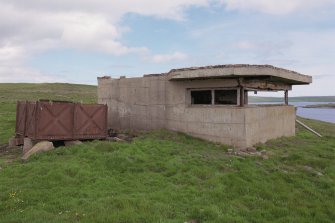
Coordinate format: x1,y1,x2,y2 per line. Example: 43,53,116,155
23,138,34,154
8,137,24,146
22,141,54,160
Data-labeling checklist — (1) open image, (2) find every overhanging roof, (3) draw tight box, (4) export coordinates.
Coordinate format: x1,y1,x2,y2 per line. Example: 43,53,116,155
168,64,312,85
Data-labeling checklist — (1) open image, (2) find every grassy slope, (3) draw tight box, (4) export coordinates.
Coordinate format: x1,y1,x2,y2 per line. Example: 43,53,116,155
0,83,335,223
0,83,97,145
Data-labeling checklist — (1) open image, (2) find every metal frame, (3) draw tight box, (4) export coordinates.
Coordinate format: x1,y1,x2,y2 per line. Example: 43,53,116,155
187,87,240,106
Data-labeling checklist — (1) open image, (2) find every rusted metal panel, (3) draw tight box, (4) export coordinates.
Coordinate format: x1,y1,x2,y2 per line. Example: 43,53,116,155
14,101,107,144
35,101,75,140
25,102,37,138
15,101,27,138
74,104,107,139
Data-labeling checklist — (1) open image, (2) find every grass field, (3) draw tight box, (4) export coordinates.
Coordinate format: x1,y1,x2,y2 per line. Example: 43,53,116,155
0,83,335,223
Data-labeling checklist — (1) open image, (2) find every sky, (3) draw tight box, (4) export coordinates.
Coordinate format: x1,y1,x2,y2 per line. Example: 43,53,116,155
0,0,334,96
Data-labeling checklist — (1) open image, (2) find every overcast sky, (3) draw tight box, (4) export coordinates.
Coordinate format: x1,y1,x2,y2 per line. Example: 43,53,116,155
0,0,334,96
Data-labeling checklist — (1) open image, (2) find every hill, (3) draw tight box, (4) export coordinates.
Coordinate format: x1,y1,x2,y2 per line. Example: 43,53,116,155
0,83,334,222
249,96,335,103
0,83,97,104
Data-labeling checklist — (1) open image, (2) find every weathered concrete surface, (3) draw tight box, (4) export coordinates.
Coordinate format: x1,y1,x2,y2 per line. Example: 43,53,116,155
168,64,312,84
98,65,304,147
22,141,54,160
164,105,295,147
23,137,33,154
244,105,296,146
8,137,19,147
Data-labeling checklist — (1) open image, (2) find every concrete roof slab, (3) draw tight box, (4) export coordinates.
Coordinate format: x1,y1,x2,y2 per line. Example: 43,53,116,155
168,64,312,85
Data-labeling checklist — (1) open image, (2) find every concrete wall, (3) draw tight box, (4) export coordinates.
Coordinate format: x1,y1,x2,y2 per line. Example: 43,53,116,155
98,75,166,131
244,105,296,146
98,75,296,147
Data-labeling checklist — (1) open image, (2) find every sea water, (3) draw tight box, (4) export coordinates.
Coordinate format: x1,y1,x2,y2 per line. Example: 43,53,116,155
293,102,335,124
252,102,335,124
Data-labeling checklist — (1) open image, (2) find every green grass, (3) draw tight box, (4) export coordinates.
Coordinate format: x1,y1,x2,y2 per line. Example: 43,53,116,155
296,117,335,137
0,83,335,222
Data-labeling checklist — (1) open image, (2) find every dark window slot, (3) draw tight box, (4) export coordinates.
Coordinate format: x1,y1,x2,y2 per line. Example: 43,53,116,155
214,90,237,105
191,90,212,104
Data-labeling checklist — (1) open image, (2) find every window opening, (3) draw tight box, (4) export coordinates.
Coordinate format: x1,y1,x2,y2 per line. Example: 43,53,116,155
214,90,237,105
191,90,212,104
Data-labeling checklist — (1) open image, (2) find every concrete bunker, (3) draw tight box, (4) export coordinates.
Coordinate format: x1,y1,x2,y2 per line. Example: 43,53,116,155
98,64,312,148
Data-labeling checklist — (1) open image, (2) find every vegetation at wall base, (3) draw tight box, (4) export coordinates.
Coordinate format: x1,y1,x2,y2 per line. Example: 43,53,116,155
0,83,334,222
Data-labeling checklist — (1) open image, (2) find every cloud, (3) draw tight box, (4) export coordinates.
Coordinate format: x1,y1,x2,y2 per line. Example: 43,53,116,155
235,41,256,50
0,0,209,82
59,12,149,55
0,44,66,82
234,40,293,58
148,52,188,63
0,66,64,83
219,0,335,15
0,3,149,56
1,0,209,21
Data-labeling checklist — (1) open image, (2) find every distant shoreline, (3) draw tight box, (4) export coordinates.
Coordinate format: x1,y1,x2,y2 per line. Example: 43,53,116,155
249,96,335,103
302,103,335,109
